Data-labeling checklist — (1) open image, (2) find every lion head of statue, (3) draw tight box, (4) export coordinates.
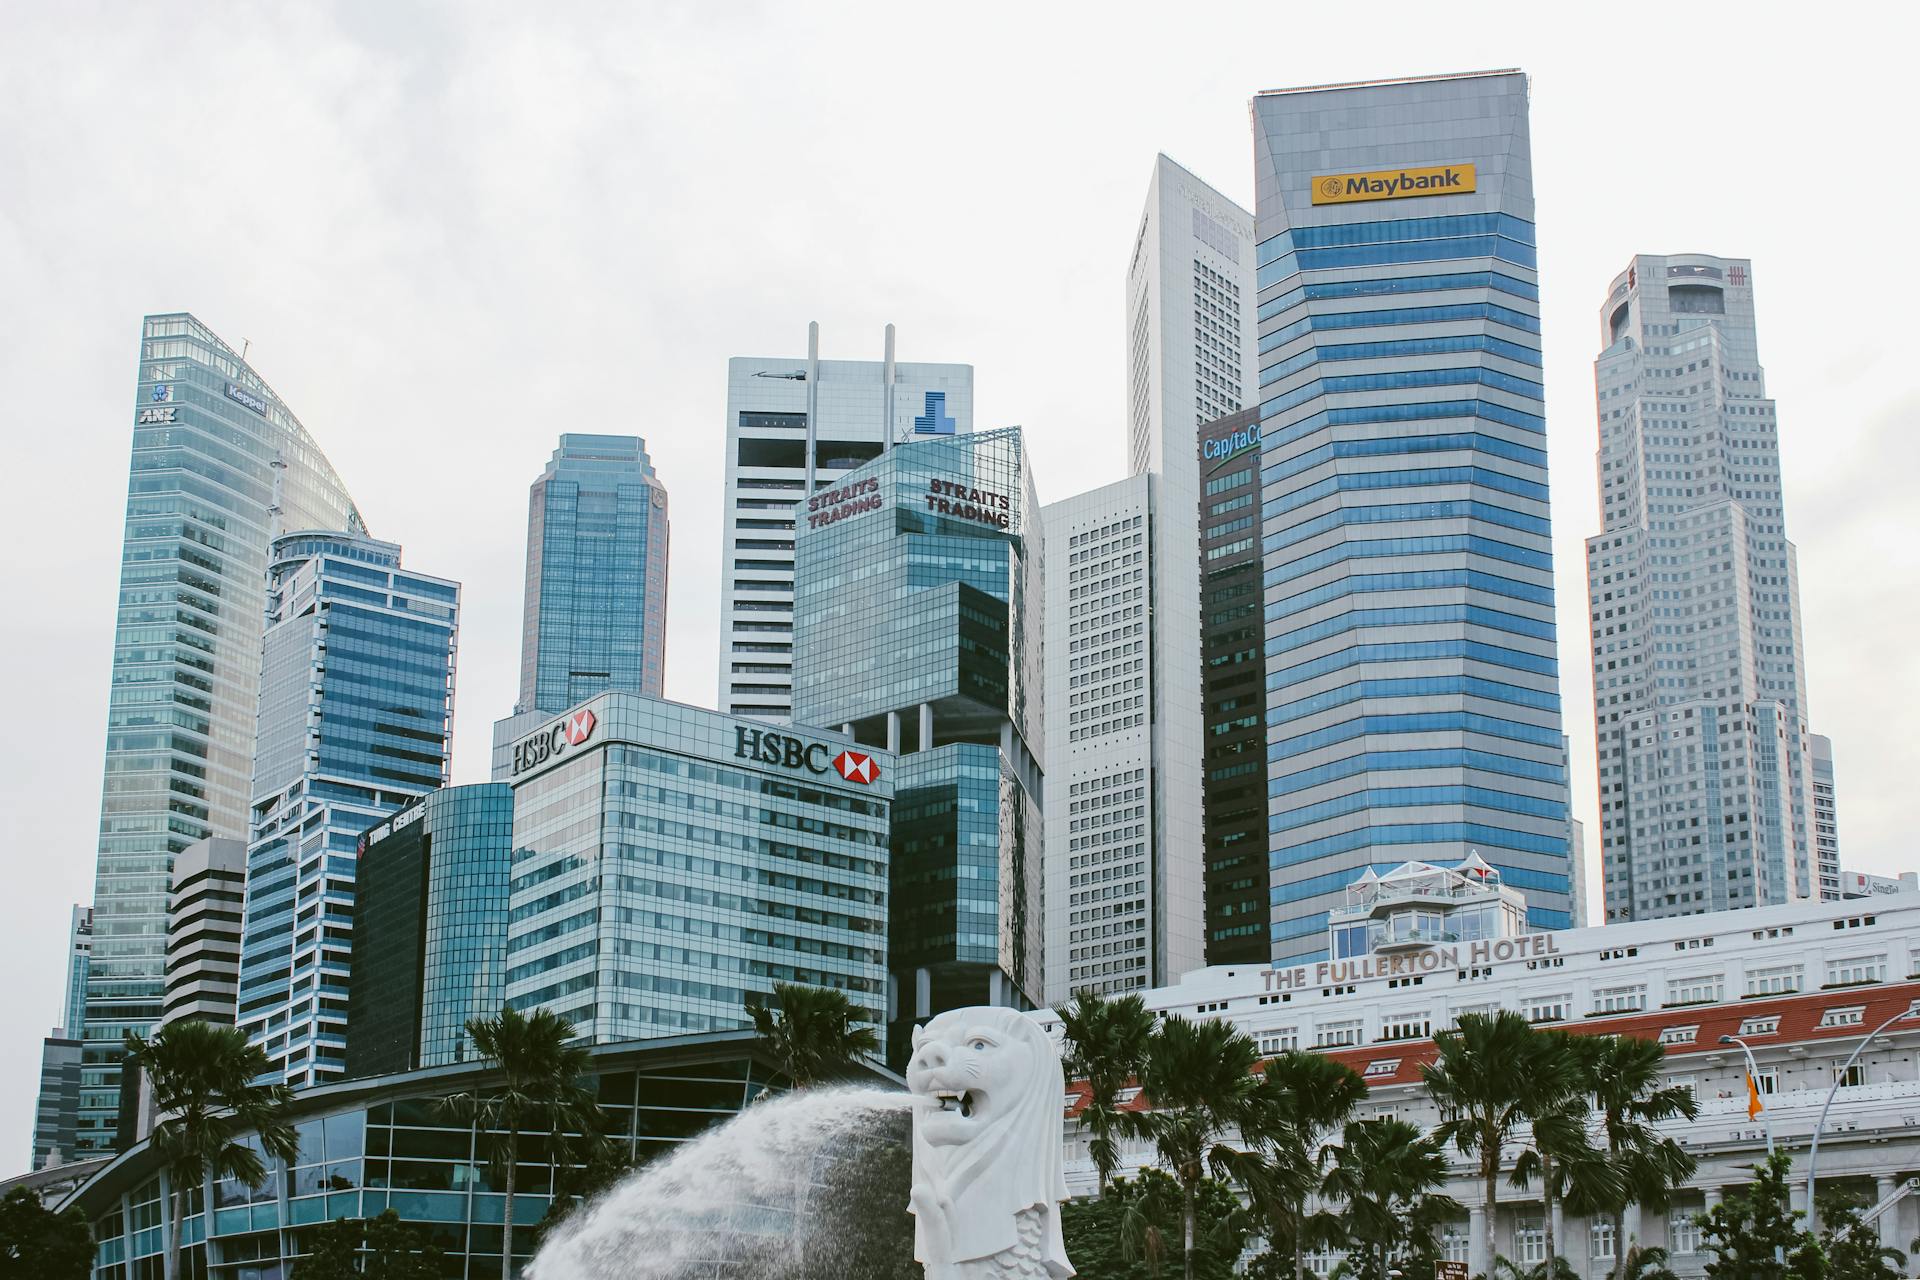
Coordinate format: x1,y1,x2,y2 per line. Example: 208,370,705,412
906,1006,1073,1277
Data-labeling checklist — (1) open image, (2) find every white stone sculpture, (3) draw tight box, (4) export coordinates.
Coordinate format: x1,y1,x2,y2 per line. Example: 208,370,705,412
906,1006,1076,1280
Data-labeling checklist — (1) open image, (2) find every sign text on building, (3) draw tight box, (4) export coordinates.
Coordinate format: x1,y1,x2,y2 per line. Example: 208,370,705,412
511,708,598,777
926,478,1010,530
1311,163,1476,206
733,727,880,784
807,477,882,529
1203,423,1260,463
1263,931,1560,992
224,382,270,416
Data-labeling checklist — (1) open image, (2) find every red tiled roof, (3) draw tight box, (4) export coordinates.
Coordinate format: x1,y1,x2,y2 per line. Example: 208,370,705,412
1063,980,1920,1110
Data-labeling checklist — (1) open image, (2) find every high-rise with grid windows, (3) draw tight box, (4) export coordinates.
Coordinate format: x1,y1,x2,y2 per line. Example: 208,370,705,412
1250,72,1575,962
79,314,364,1150
1588,253,1833,918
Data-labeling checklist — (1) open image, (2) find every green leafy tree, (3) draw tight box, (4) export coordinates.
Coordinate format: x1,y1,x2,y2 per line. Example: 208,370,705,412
1817,1192,1905,1280
1320,1117,1457,1280
0,1185,93,1280
123,1019,298,1280
1130,1015,1263,1280
295,1217,365,1279
747,981,881,1088
1059,991,1156,1197
1696,1150,1822,1280
1061,1171,1250,1280
1423,1010,1573,1268
1510,1031,1616,1265
439,1007,601,1279
1572,1035,1697,1279
363,1209,446,1280
1244,1050,1366,1280
1617,1245,1680,1280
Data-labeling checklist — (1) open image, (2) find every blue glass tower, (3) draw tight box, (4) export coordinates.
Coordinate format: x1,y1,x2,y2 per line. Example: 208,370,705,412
1250,72,1573,963
81,315,364,1150
237,532,459,1088
517,435,670,714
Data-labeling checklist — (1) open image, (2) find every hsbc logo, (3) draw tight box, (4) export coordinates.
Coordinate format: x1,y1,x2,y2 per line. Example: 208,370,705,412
512,707,600,777
832,749,880,784
734,727,880,785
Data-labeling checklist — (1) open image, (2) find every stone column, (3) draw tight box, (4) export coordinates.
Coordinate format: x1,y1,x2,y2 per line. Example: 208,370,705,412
919,702,933,752
1566,1207,1590,1272
1622,1204,1643,1257
1703,1186,1722,1212
887,710,901,754
1551,1201,1565,1264
1789,1180,1808,1221
1468,1204,1489,1278
915,967,931,1018
1877,1175,1899,1251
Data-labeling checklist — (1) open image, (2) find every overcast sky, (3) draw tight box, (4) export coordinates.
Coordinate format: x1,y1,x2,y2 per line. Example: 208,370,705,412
2,2,1915,1168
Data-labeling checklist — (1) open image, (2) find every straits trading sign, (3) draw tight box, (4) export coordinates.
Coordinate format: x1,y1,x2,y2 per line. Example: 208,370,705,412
806,477,882,530
1310,163,1477,206
510,707,599,778
1263,930,1561,992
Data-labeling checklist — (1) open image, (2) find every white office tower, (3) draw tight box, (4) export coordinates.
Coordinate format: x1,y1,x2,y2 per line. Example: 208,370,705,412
1813,733,1840,893
719,326,973,721
1122,156,1257,973
1589,254,1833,919
1043,476,1205,1003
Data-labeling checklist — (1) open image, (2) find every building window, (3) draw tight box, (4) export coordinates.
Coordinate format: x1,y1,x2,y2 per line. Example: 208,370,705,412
1515,1218,1546,1265
1818,1006,1866,1030
1380,1016,1430,1042
1315,1021,1362,1048
1737,1015,1781,1037
1442,1229,1471,1264
1746,965,1802,997
1658,1026,1697,1046
1590,1220,1617,1260
1363,1059,1400,1079
1667,976,1724,1006
1672,1214,1704,1254
1592,985,1647,1015
1834,1062,1867,1089
1524,996,1570,1024
1257,1030,1299,1055
1825,956,1886,988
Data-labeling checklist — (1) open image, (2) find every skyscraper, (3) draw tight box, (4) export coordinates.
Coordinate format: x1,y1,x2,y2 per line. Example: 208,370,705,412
1813,734,1840,894
720,327,972,722
516,435,670,715
1250,72,1574,963
1042,474,1203,1002
160,839,246,1027
1123,157,1258,978
236,532,458,1088
82,314,364,1150
29,906,93,1169
791,428,1044,1061
1588,253,1831,918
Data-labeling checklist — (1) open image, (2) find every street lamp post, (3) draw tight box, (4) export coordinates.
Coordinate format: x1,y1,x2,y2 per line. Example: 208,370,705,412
1805,1002,1918,1235
1721,1034,1782,1267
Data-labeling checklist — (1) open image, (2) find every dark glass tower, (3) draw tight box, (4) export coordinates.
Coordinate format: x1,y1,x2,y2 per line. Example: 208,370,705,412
83,315,363,1151
517,435,670,714
347,784,513,1076
790,427,1044,1062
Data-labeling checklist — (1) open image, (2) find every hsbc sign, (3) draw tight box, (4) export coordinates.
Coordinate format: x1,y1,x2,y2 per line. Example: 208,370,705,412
732,726,880,785
511,708,599,777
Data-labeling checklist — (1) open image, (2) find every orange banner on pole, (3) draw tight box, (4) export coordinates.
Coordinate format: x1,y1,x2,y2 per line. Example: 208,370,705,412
1747,1072,1765,1120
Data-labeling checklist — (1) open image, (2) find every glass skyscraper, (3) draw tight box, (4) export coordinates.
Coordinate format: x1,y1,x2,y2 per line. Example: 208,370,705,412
1588,254,1832,917
81,314,364,1151
347,784,514,1076
790,427,1045,1061
517,435,670,715
237,532,459,1088
1250,72,1574,963
502,694,891,1041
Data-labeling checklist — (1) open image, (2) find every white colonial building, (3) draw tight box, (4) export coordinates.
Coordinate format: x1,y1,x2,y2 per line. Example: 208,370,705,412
1043,862,1920,1275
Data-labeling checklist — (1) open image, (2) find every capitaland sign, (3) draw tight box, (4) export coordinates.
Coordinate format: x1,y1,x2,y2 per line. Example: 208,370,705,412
1262,931,1560,992
510,707,599,778
733,727,880,784
1202,423,1260,463
807,477,882,529
1310,163,1476,206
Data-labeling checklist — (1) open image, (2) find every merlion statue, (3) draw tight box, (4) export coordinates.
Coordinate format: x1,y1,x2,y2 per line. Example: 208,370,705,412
906,1006,1076,1280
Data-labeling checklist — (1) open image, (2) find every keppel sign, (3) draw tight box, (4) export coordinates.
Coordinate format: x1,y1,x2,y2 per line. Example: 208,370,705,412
510,708,599,778
1310,163,1476,206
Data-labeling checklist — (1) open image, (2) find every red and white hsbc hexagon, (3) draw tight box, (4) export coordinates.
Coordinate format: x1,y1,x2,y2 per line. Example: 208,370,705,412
510,703,602,778
832,749,881,784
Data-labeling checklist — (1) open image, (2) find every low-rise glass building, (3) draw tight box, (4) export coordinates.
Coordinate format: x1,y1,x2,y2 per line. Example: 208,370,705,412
67,1032,873,1280
348,784,515,1077
502,694,893,1040
789,427,1045,1060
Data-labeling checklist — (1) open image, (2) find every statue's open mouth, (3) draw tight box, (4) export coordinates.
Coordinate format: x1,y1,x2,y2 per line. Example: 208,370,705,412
931,1089,975,1118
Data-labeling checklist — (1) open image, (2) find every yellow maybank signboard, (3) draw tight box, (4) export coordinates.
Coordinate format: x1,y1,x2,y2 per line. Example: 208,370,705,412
1311,163,1477,206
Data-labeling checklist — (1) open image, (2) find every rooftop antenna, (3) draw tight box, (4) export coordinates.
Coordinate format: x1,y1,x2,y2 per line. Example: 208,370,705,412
803,321,820,495
883,323,897,454
241,338,251,362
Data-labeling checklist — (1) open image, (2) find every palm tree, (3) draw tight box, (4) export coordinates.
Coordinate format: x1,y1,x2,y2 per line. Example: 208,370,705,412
1058,990,1156,1197
1320,1117,1455,1280
1572,1035,1697,1280
439,1007,601,1278
1131,1015,1263,1280
1617,1244,1680,1280
122,1020,298,1280
1509,1031,1616,1265
1423,1011,1575,1270
1247,1050,1367,1280
747,981,881,1088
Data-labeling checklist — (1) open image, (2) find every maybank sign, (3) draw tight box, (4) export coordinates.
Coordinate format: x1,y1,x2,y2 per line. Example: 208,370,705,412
1203,423,1261,463
1311,163,1476,206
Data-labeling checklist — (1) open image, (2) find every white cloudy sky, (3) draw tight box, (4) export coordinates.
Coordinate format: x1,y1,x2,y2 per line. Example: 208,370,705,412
2,2,1915,1165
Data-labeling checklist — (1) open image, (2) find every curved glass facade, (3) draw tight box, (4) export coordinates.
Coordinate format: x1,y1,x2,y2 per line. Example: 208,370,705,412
82,314,366,1151
1249,75,1573,962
